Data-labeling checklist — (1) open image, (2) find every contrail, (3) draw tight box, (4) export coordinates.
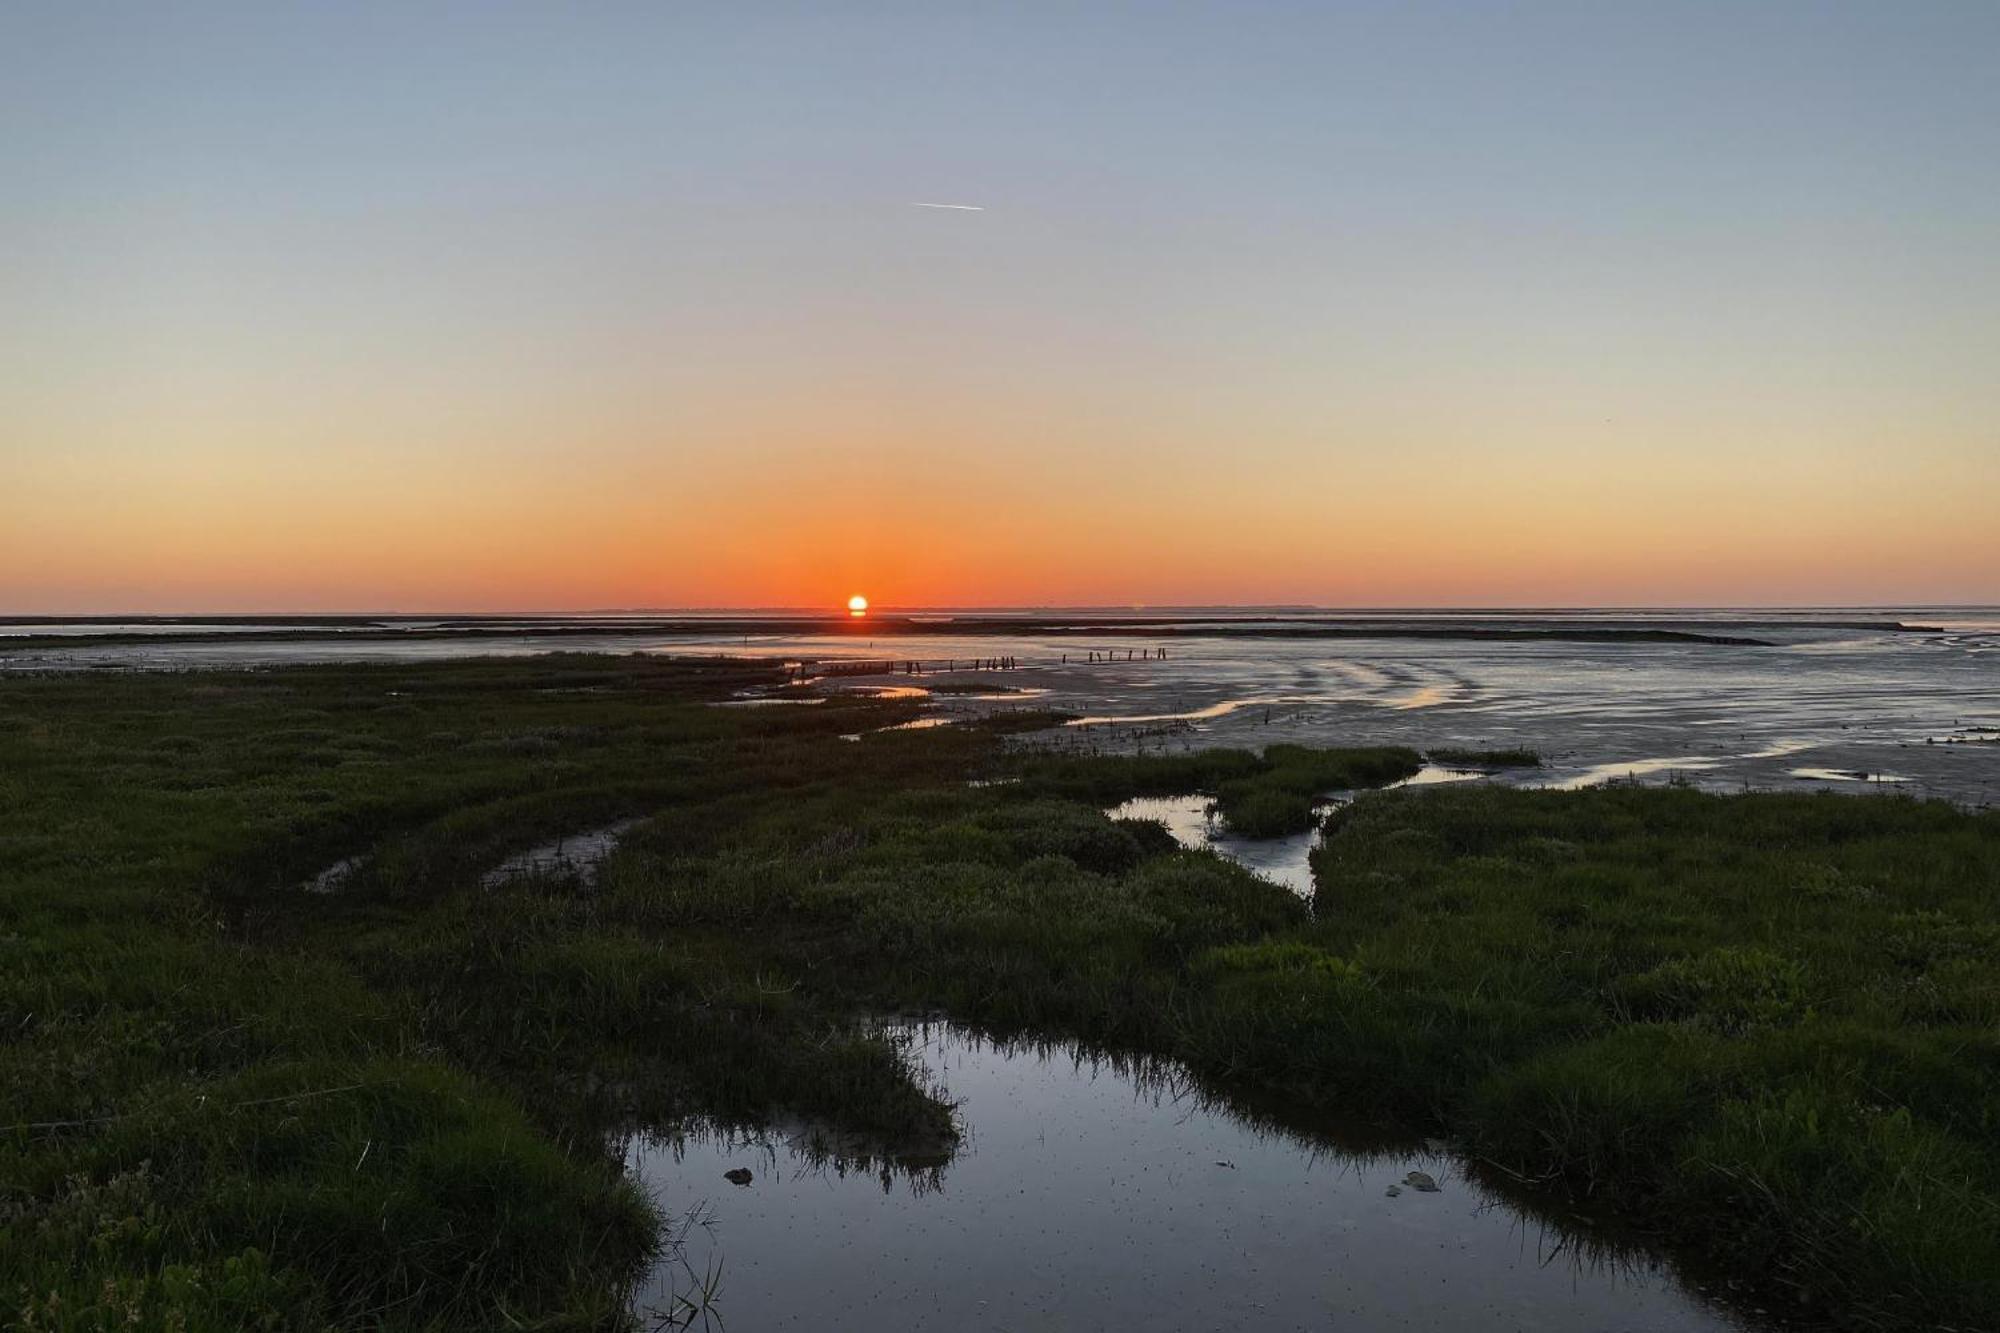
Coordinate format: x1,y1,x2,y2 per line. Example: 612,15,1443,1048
910,201,985,211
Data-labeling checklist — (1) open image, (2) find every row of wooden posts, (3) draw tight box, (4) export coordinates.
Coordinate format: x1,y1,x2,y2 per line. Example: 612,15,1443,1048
1066,648,1168,663
789,655,1021,681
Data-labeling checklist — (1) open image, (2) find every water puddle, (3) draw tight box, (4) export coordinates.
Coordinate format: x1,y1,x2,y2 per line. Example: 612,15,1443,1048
625,1023,1751,1332
1064,676,1470,727
1065,694,1328,728
1789,767,1911,785
1107,793,1216,846
300,855,365,895
1541,757,1722,791
941,686,1052,701
839,716,960,742
1107,795,1317,896
1743,739,1817,760
1390,765,1491,788
480,819,643,888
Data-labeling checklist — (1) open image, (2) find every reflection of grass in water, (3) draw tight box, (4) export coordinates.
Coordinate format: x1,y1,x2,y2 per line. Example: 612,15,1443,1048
642,1200,726,1332
5,656,1997,1330
642,1019,1687,1293
636,1111,953,1199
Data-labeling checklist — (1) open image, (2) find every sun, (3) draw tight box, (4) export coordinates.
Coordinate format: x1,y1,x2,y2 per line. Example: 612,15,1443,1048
847,594,869,616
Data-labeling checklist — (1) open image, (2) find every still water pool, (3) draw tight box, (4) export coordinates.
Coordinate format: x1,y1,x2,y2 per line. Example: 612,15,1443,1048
625,1024,1754,1332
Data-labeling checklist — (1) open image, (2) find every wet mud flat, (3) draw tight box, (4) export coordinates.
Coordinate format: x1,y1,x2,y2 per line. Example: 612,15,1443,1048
969,630,1999,808
628,1024,1755,1332
656,614,1999,807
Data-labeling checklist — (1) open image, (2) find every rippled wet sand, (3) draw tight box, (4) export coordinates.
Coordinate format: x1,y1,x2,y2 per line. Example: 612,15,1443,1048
810,623,1999,806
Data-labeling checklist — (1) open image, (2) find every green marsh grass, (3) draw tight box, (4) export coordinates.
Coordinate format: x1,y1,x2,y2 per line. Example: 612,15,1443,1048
3,657,1995,1329
1425,746,1542,768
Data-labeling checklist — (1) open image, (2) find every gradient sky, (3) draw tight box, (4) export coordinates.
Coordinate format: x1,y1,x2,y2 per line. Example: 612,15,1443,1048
4,1,1997,612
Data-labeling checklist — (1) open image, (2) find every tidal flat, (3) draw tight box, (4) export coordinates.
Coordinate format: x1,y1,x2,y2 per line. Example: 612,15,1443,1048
2,656,1996,1330
11,609,1996,807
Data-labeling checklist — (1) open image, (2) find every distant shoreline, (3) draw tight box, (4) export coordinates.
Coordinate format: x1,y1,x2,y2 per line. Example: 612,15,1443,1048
0,614,1822,651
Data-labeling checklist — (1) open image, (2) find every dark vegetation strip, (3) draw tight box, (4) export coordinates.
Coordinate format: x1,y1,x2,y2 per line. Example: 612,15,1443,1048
2,656,1994,1330
1426,747,1542,768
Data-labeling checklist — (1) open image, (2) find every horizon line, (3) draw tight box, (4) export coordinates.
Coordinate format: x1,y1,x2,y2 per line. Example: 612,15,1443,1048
4,601,1995,623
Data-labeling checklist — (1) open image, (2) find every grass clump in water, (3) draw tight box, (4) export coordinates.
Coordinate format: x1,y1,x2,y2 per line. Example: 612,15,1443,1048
1426,746,1541,768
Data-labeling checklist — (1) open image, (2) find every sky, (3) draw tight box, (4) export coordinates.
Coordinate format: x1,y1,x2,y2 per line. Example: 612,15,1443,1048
4,1,1997,612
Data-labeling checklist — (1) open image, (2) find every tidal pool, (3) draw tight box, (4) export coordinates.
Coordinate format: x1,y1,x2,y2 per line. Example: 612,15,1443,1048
1107,794,1319,896
1106,766,1492,897
625,1024,1753,1332
878,716,957,732
1539,756,1723,791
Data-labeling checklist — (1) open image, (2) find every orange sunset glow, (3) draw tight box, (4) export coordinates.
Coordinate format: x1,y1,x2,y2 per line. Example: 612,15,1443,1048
4,4,1997,614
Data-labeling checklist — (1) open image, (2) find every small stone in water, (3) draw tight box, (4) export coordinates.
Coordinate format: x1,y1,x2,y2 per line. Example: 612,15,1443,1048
724,1168,753,1186
1384,1184,1402,1197
1403,1170,1441,1192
